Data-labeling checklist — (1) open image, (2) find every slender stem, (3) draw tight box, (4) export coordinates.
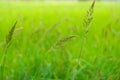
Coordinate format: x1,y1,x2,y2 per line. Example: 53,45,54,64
78,35,86,61
1,45,8,80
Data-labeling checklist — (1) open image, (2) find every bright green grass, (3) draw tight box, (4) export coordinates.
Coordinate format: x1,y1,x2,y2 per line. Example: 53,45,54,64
0,1,120,80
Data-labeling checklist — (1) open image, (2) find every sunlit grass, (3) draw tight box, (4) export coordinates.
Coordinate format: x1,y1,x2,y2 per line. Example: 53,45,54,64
0,1,120,80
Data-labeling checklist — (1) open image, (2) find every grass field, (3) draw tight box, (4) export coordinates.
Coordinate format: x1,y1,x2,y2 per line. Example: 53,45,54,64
0,1,120,80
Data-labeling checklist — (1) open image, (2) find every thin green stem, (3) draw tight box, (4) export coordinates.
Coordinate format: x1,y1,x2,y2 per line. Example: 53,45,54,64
1,46,8,80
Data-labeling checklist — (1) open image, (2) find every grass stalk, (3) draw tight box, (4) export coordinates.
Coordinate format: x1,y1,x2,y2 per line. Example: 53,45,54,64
0,21,17,80
78,0,95,60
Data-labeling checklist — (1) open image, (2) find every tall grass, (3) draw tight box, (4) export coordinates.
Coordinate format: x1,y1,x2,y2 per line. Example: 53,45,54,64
0,0,120,79
78,0,95,59
31,0,96,79
0,21,17,80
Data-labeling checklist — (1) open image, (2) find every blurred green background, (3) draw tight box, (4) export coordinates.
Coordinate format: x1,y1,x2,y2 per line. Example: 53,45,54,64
0,1,120,80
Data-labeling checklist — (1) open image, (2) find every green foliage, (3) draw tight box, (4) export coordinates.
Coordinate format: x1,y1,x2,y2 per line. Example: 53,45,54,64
0,1,120,80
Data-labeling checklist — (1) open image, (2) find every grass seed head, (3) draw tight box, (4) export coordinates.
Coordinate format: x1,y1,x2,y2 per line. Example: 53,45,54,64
56,35,77,47
6,21,17,47
83,0,95,34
